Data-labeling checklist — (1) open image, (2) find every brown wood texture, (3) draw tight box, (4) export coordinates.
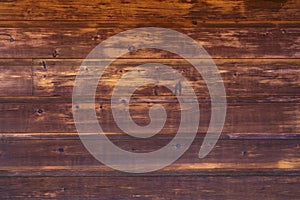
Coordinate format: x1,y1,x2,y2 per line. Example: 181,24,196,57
0,28,299,58
0,134,299,172
1,176,299,200
0,101,299,133
33,59,300,97
0,0,299,22
0,59,298,97
0,0,299,199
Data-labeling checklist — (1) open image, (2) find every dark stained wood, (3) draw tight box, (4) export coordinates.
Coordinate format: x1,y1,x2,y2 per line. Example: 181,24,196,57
3,132,300,140
0,59,32,96
1,176,299,200
0,59,299,98
0,0,299,199
0,134,299,173
0,28,298,58
32,59,300,97
0,101,299,133
0,0,299,22
1,20,300,29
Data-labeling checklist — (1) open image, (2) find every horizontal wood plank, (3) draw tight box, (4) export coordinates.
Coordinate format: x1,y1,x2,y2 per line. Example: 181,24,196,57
0,59,299,97
0,0,299,22
1,176,299,200
0,28,299,58
0,101,299,133
0,134,299,174
33,59,300,97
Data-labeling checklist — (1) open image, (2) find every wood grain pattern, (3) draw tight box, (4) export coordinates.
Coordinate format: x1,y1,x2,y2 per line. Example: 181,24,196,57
0,59,32,96
0,0,299,199
0,0,299,22
32,59,300,97
0,28,298,58
0,134,299,172
0,101,299,134
0,59,298,97
1,176,299,200
1,20,299,29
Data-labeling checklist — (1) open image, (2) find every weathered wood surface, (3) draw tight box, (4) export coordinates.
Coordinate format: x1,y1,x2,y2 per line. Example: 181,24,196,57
0,0,299,199
0,59,298,97
32,59,300,97
1,176,299,200
0,101,299,133
0,59,32,96
0,0,299,22
0,28,299,59
0,134,299,171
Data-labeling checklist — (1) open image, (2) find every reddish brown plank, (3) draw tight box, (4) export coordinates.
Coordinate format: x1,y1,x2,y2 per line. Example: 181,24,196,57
0,134,299,172
32,59,300,97
0,0,299,22
0,99,300,133
0,28,298,58
0,59,299,97
0,100,299,134
0,59,298,97
1,176,299,200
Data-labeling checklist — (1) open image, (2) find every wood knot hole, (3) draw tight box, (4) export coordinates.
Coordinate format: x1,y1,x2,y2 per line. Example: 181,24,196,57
58,147,64,153
37,109,43,114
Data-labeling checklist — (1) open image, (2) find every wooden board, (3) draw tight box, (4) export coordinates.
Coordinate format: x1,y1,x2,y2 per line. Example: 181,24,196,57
0,0,299,22
0,59,298,97
0,28,299,58
32,59,300,97
0,101,299,133
1,176,299,199
0,134,299,171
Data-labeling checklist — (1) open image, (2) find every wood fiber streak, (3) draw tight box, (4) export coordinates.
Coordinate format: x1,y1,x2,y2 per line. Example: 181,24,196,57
1,20,300,29
0,59,32,96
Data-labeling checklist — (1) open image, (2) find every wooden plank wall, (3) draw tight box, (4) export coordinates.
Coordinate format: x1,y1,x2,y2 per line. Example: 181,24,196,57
0,0,299,199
